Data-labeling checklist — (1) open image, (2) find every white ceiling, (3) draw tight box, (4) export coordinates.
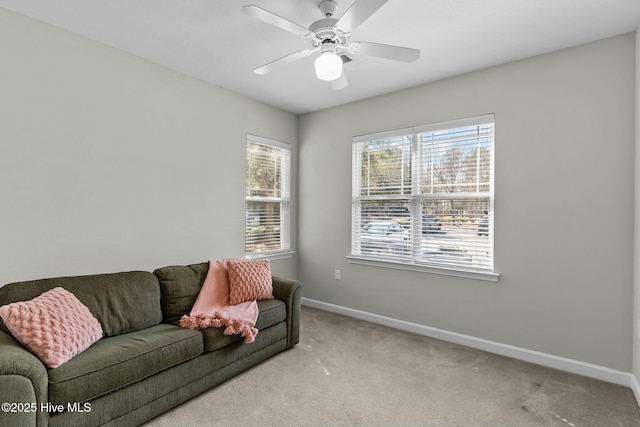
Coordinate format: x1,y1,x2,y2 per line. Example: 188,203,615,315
2,0,640,114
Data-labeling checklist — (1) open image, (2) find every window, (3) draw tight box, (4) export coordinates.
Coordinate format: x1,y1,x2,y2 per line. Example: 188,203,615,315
351,115,495,278
245,135,291,257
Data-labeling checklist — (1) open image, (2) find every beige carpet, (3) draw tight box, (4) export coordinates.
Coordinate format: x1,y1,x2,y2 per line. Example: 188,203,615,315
144,306,640,427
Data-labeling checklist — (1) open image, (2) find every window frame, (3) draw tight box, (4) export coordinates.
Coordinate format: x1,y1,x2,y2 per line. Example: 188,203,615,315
245,134,292,259
349,115,498,281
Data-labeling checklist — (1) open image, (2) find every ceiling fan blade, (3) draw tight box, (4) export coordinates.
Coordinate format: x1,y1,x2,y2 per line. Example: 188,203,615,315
349,41,420,63
336,0,388,33
331,72,348,91
241,5,313,38
253,49,317,75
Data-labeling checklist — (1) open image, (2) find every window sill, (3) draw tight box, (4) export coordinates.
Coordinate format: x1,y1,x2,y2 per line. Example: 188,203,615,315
346,255,500,282
246,251,295,261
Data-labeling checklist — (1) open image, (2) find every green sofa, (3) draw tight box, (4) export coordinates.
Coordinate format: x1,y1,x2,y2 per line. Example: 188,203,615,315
0,261,301,427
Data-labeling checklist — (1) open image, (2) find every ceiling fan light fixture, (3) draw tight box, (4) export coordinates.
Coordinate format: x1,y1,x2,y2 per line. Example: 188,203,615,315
314,51,343,81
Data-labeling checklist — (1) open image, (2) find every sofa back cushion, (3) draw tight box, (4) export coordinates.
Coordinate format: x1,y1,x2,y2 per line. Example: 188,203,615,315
0,271,162,337
153,262,209,324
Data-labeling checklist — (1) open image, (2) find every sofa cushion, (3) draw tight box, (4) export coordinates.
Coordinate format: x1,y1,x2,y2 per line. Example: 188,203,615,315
47,323,203,405
255,299,286,330
0,287,103,368
200,299,286,353
0,271,162,338
153,262,209,324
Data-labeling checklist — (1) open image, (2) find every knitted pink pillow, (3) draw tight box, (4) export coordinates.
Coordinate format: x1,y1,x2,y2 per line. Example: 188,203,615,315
0,287,103,368
225,259,274,305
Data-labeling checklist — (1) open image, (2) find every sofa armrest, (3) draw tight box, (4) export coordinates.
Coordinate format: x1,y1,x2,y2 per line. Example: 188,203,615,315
0,331,48,427
271,276,301,348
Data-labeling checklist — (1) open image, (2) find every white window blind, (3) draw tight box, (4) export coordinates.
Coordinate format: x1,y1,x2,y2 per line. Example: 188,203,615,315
351,115,495,274
245,135,291,256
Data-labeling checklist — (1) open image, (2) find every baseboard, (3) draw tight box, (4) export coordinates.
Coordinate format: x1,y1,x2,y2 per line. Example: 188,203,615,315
631,374,640,405
302,297,635,389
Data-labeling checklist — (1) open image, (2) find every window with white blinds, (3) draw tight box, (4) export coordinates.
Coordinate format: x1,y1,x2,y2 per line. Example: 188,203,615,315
245,135,291,257
351,115,495,275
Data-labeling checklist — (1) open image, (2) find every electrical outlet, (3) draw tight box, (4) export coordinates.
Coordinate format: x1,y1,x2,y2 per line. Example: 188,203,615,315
335,269,341,280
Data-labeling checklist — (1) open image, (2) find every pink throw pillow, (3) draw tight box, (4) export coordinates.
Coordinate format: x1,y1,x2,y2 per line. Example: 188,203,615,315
0,287,103,368
225,259,274,305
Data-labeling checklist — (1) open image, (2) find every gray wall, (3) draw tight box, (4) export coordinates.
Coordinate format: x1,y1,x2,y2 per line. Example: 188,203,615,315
0,9,298,283
299,33,635,372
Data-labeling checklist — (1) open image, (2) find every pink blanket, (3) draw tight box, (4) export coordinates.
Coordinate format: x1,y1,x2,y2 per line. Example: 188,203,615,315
179,260,258,343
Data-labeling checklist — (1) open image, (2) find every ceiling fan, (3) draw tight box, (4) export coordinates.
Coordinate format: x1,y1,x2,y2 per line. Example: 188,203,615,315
241,0,420,90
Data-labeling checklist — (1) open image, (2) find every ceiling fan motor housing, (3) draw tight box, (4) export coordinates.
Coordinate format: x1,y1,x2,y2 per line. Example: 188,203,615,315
310,0,349,48
309,18,347,47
